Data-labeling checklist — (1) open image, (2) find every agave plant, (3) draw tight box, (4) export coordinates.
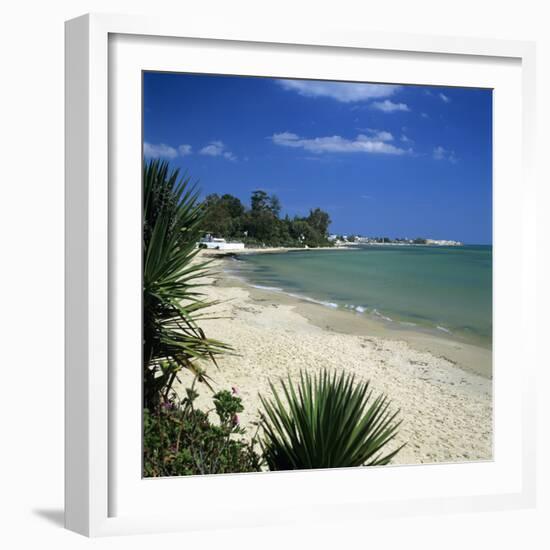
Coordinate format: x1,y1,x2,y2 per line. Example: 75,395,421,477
259,370,404,470
143,159,230,408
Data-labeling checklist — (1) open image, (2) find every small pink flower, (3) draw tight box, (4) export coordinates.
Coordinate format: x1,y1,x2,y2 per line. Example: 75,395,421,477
232,414,240,426
231,386,239,395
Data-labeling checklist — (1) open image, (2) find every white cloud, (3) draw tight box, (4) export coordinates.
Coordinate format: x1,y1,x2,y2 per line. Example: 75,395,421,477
401,134,413,144
371,100,410,113
199,140,237,161
199,140,224,156
433,146,446,160
421,112,429,119
426,90,450,103
178,144,192,156
144,142,195,159
373,130,394,141
271,131,409,155
433,146,458,163
144,142,178,159
276,79,401,103
356,129,394,142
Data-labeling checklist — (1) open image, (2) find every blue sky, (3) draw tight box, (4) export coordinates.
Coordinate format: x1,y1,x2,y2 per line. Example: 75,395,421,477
143,72,492,244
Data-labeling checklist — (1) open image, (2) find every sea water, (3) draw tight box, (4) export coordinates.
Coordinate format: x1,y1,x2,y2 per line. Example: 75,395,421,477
231,245,492,348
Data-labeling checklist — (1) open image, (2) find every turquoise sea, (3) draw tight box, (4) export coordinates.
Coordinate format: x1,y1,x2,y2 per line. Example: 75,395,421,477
230,245,492,348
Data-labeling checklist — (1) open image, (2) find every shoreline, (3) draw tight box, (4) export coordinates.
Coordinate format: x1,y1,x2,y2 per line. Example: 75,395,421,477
174,254,493,466
201,241,467,258
239,280,492,380
220,250,492,378
201,244,358,257
226,275,492,379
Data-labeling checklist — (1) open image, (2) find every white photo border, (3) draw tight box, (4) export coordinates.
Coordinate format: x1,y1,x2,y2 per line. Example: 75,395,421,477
65,13,537,537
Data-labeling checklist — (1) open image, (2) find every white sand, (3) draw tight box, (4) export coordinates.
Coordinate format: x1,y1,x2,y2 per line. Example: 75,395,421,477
174,256,493,466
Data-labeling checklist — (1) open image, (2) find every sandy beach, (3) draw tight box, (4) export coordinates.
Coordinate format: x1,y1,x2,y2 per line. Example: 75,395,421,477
174,250,493,466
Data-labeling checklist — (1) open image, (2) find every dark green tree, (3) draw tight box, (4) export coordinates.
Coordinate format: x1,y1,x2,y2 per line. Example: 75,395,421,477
268,194,282,217
250,189,281,217
306,207,331,238
201,193,245,238
289,219,321,246
250,189,270,213
200,190,334,248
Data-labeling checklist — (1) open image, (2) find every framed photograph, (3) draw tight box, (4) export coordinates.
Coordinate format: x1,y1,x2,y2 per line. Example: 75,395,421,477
65,13,537,536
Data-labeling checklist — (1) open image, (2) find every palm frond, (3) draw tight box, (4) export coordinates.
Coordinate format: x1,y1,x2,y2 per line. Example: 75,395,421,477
143,159,231,408
259,369,404,470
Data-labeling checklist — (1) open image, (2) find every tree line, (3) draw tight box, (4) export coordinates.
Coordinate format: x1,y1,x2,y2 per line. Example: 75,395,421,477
201,190,333,248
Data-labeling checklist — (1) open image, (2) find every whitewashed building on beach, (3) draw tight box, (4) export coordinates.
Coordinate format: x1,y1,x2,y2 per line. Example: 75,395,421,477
198,236,245,250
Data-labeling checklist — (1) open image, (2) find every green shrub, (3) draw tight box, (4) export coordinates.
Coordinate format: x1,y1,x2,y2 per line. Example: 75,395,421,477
144,383,262,477
259,370,404,470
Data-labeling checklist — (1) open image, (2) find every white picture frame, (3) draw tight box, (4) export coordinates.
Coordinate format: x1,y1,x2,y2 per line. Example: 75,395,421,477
65,13,537,537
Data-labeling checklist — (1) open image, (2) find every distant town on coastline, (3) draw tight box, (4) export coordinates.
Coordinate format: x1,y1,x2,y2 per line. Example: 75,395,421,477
198,190,462,251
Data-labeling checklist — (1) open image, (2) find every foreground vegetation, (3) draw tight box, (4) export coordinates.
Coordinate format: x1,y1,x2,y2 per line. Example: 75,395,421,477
260,371,404,470
144,382,261,476
143,160,230,409
142,159,403,476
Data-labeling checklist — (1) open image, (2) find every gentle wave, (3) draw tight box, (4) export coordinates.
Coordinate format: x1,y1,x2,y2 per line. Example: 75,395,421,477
242,276,339,309
373,308,393,322
288,292,339,309
226,265,463,339
252,284,284,292
343,304,367,313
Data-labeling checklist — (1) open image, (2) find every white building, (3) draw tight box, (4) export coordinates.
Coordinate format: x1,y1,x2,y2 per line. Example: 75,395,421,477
198,237,245,250
426,239,463,246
